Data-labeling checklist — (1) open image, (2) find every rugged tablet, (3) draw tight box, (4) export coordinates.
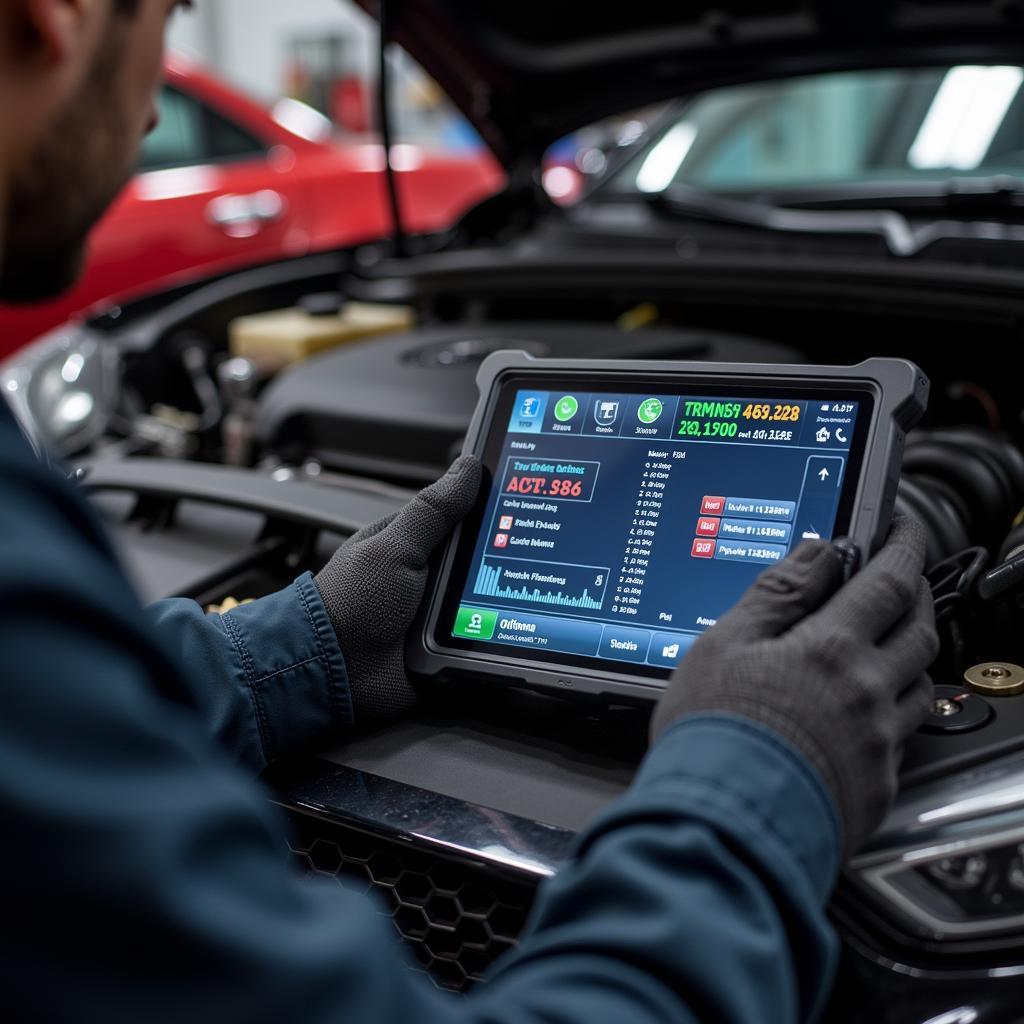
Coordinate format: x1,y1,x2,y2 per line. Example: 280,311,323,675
409,353,928,702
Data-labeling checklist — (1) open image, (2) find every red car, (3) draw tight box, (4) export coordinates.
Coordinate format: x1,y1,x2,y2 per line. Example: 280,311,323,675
0,55,503,358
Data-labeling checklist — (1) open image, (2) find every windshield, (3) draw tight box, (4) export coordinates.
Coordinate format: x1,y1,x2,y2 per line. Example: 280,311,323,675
598,66,1024,197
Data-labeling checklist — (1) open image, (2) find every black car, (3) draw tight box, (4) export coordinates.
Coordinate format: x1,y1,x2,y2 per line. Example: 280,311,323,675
6,3,1024,1020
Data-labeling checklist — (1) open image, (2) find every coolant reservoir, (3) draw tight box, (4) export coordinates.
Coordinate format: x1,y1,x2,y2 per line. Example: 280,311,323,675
229,298,414,373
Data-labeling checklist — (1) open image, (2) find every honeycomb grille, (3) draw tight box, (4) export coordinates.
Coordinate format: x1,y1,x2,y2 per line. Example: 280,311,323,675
286,812,539,992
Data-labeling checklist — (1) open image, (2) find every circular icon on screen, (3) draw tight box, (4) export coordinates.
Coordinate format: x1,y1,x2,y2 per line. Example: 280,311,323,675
638,398,664,424
554,396,579,422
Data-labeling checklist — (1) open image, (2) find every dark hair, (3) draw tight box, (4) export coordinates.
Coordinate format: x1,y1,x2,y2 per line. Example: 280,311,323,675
114,0,140,12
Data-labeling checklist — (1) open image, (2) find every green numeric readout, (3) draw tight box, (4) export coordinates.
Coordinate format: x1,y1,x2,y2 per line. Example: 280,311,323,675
677,400,802,438
677,420,739,438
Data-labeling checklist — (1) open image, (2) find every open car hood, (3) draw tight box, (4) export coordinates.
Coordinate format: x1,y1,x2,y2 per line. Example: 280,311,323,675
358,0,1024,172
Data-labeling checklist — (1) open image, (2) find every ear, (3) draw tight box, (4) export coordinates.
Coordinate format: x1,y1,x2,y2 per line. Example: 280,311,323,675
16,0,90,66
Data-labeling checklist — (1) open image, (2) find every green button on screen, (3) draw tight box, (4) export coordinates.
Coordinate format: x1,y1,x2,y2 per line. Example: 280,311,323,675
554,395,579,422
453,606,498,640
638,398,664,424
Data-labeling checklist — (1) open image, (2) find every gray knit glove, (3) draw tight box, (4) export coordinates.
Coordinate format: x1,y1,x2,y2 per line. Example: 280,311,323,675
650,516,938,856
315,456,482,727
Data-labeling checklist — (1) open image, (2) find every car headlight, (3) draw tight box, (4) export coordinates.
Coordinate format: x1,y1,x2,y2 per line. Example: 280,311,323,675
857,828,1024,939
1,325,119,456
850,753,1024,942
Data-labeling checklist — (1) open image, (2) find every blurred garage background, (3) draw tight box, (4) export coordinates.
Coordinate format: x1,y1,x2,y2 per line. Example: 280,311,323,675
0,0,508,356
6,0,1013,360
168,0,468,149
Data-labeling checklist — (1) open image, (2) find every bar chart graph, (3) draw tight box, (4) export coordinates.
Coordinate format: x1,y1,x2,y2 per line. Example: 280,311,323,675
473,558,607,610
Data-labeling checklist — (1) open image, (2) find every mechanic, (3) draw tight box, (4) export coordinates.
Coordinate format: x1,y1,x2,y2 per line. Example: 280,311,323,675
0,2,938,1022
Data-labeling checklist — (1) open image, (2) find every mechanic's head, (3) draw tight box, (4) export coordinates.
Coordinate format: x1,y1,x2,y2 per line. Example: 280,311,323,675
0,0,184,302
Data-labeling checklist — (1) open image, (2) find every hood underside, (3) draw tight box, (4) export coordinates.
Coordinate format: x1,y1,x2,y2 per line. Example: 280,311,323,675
359,0,1024,170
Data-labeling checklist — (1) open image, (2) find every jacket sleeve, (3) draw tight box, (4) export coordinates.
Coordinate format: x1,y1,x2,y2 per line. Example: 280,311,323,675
471,715,842,1024
0,412,841,1023
5,588,841,1024
145,575,352,772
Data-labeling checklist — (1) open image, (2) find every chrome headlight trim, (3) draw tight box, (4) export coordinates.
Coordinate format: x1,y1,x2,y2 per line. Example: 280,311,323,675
850,747,1024,941
854,822,1024,939
1,324,120,456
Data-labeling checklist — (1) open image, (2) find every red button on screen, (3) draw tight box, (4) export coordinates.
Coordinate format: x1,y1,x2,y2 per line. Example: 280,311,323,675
696,516,721,537
691,538,717,558
701,495,726,515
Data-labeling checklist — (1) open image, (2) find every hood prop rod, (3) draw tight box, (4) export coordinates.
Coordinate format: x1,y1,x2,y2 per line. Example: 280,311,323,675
378,0,407,258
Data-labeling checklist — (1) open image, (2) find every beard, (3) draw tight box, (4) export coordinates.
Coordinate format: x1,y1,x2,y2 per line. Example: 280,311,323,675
0,21,139,304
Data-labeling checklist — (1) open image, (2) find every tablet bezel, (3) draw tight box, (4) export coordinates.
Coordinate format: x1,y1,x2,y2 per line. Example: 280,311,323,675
409,353,928,702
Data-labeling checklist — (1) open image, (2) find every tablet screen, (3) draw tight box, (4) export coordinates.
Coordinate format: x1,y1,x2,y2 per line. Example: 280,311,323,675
438,375,873,679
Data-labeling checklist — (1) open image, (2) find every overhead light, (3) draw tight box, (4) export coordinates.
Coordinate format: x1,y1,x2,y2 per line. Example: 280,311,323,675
542,166,579,202
909,65,1023,171
577,148,608,176
636,122,698,193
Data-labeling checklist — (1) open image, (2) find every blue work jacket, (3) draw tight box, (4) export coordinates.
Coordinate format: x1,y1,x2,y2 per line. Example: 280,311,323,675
0,400,840,1022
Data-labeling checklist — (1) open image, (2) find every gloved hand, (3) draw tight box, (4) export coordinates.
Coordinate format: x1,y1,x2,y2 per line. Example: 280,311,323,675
315,456,482,727
650,516,938,855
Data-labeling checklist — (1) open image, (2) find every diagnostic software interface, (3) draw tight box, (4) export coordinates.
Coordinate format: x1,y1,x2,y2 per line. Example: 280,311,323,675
448,383,865,675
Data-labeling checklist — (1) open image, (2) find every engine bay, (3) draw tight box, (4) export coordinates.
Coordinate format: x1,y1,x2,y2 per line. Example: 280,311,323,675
11,245,1024,1015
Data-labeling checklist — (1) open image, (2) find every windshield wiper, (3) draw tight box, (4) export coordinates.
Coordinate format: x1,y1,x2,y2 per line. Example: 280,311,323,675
646,184,1024,258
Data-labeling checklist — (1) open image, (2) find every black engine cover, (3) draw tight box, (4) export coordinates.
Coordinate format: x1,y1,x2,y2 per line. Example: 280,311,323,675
253,322,799,483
